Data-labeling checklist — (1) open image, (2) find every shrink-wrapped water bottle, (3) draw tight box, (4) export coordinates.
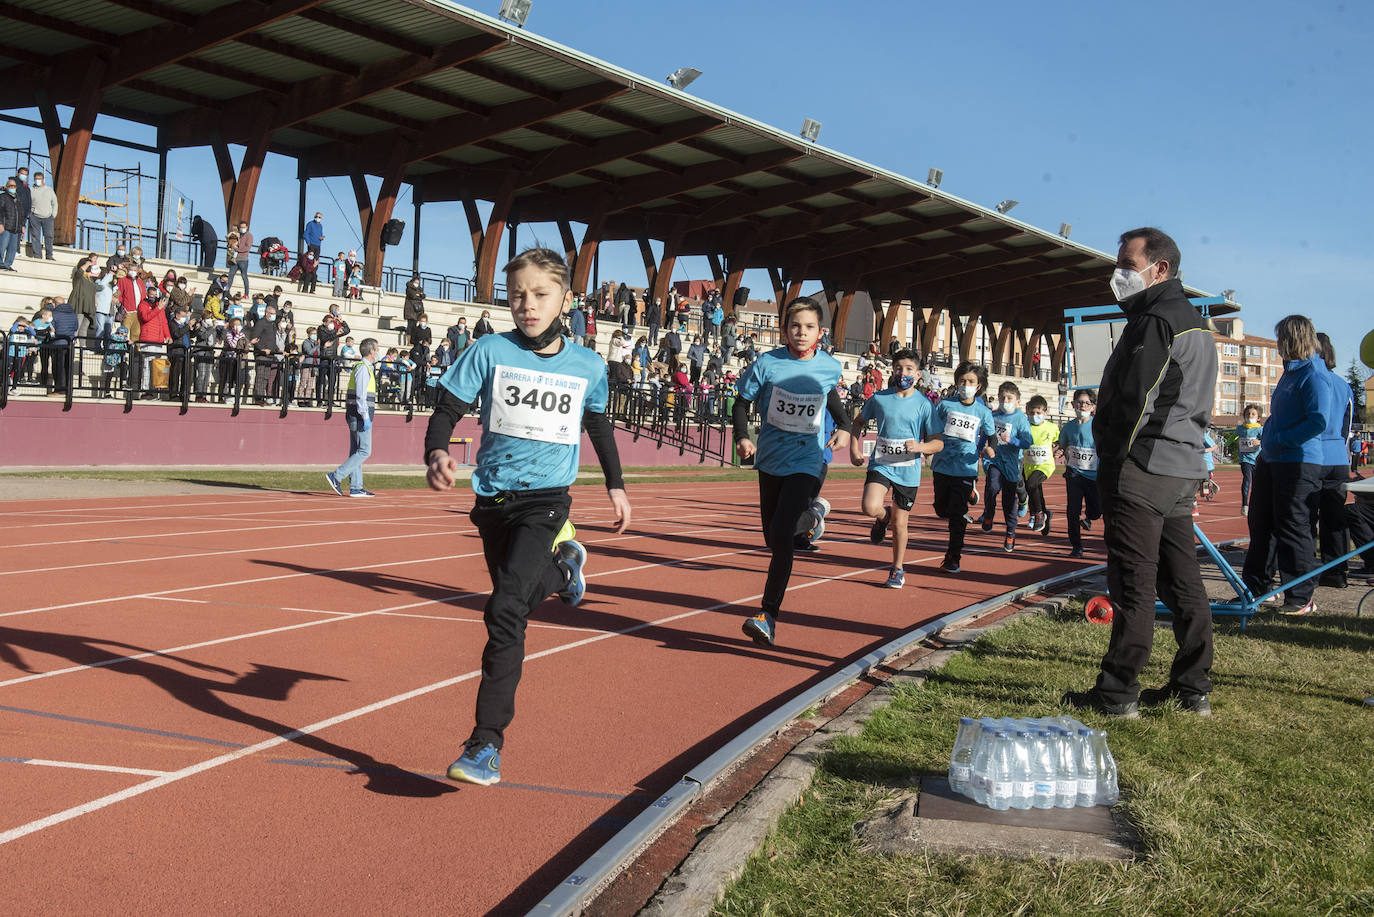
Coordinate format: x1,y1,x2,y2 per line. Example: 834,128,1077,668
1090,729,1119,805
1030,730,1056,809
1050,726,1078,809
1009,731,1034,810
1075,727,1098,807
986,731,1014,811
948,717,980,795
969,725,998,805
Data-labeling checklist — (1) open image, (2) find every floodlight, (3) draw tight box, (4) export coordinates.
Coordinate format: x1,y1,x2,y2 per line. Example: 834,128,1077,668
799,118,822,142
1059,223,1072,239
666,67,702,90
995,200,1018,214
1222,289,1236,301
497,0,532,27
926,168,943,188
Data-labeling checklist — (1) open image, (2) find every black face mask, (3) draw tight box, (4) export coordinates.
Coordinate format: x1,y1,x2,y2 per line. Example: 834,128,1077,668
516,319,566,351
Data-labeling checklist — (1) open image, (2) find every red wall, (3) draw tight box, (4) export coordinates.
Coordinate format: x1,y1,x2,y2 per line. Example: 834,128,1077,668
0,400,727,469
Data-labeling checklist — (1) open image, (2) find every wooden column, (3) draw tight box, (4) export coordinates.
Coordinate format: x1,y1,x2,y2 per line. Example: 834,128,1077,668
474,178,515,303
569,214,605,295
957,309,983,363
226,130,270,231
650,222,688,310
1051,327,1068,378
557,220,578,276
767,266,786,315
350,155,408,288
830,270,866,347
879,296,906,350
706,253,725,290
720,246,754,318
52,58,108,247
921,299,946,359
781,258,810,309
993,323,1016,374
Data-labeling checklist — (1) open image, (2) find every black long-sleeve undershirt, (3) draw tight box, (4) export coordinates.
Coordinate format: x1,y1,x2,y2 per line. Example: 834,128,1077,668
423,384,625,491
732,388,848,444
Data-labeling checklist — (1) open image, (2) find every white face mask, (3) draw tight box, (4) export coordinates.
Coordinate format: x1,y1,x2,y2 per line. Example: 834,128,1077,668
1109,263,1155,302
1077,409,1093,422
33,179,41,187
958,385,978,402
1000,400,1016,412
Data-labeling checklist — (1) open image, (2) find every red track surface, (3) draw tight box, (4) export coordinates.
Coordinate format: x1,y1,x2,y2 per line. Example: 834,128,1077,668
0,471,1249,914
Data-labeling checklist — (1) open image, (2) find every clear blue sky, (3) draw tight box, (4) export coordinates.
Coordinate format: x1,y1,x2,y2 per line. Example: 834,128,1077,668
4,0,1370,372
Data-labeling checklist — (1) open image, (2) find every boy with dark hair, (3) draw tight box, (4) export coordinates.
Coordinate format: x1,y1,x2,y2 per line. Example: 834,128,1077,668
980,380,1033,552
931,361,995,573
1023,395,1060,535
1059,388,1102,557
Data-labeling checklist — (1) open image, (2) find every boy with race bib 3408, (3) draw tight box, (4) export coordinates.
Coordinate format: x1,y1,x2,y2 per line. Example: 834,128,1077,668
1058,388,1102,558
424,248,632,787
851,348,943,588
733,297,849,647
930,362,996,573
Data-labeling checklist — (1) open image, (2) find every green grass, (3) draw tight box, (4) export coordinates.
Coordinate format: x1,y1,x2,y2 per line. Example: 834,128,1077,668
714,605,1374,917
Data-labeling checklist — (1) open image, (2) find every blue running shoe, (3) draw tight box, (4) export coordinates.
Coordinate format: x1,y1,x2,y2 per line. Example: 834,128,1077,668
882,568,905,589
324,472,342,496
447,742,501,785
742,611,776,647
556,539,587,606
1018,498,1029,519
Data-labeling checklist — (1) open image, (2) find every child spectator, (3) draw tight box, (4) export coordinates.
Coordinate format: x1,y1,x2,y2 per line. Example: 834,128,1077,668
99,323,130,397
331,251,348,298
347,264,364,300
192,308,217,402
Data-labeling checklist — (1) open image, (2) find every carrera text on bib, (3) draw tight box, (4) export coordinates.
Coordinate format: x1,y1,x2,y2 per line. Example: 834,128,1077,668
873,436,917,467
943,410,979,443
490,364,587,445
767,386,823,434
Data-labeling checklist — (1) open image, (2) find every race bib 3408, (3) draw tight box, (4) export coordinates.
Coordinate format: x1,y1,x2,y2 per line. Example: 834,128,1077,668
489,364,587,445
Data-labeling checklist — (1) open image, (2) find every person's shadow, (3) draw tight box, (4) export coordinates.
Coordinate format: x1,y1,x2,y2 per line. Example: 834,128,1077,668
0,625,455,798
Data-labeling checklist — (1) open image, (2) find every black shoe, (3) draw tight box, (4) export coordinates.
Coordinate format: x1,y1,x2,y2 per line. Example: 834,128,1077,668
1081,517,1093,532
1068,546,1084,558
869,510,888,545
1040,509,1053,536
1061,688,1139,719
940,558,961,574
1138,686,1212,716
1318,573,1348,589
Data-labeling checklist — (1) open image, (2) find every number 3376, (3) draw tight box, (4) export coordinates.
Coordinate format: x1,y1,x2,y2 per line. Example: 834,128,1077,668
504,385,574,414
774,401,816,417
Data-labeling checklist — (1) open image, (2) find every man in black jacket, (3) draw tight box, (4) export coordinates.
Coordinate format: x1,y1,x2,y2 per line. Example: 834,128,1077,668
1063,227,1218,718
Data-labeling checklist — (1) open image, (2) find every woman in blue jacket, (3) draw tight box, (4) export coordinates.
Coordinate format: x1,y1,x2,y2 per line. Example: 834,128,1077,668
1242,315,1329,615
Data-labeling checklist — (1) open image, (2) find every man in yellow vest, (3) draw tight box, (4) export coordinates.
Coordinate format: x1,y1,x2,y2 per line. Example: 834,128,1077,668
326,337,378,497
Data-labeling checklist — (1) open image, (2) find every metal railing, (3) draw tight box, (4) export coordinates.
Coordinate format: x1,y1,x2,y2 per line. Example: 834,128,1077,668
605,378,734,465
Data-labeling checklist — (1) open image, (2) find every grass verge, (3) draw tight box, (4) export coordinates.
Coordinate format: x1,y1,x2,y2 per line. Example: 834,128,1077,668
714,604,1374,916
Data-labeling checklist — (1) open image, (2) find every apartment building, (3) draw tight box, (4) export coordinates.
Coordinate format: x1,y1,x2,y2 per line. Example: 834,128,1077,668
1211,317,1280,425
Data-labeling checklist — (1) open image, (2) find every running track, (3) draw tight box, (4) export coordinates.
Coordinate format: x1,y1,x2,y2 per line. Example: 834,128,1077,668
0,471,1250,914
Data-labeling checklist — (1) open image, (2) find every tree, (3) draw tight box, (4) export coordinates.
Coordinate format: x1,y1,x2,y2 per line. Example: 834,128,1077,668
1347,358,1367,424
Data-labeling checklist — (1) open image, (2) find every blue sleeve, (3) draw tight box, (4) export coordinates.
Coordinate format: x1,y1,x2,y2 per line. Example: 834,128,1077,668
1271,376,1326,450
738,359,762,402
584,361,609,413
439,339,488,403
979,406,996,448
860,397,876,423
1014,414,1032,448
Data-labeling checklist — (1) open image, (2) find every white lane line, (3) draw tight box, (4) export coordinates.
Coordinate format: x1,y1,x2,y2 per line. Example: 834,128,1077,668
0,555,894,848
0,756,171,778
3,517,468,551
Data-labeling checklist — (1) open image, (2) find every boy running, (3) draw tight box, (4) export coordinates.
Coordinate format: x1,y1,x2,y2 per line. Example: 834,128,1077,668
424,248,632,786
852,349,942,587
733,297,849,647
1236,404,1263,515
1023,395,1060,535
979,381,1033,552
1058,388,1102,557
930,362,996,573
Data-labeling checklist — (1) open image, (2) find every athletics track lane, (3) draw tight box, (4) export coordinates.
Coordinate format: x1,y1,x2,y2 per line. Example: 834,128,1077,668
0,473,1249,914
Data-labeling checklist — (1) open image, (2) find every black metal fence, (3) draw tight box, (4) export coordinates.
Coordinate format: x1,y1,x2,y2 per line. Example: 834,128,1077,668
604,378,736,465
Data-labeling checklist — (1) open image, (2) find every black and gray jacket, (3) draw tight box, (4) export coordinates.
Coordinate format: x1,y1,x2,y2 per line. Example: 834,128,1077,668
1094,278,1218,479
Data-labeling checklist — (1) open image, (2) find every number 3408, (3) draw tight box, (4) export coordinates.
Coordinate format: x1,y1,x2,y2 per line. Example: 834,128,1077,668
504,385,574,414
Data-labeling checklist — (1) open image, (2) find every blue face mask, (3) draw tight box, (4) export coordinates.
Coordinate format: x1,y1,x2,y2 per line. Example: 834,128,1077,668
898,374,915,390
1029,414,1045,426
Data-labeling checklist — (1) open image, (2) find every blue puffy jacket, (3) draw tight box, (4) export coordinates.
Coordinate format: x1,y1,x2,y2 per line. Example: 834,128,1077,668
1260,355,1327,464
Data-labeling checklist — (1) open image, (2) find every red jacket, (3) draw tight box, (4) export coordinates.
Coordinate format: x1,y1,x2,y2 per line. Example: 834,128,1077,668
137,298,170,343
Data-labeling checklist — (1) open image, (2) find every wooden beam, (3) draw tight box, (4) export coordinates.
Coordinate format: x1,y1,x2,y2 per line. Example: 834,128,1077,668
569,213,606,295
52,58,108,247
475,179,516,304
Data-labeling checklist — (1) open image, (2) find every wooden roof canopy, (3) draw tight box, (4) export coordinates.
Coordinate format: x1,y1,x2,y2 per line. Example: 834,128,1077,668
2,0,1230,330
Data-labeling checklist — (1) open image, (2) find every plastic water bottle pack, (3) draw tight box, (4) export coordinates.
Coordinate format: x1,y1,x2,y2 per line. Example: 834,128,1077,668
947,716,1118,811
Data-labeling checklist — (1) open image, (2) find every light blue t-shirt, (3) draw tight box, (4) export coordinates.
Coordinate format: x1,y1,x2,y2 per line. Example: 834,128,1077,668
1202,431,1216,472
861,388,936,488
439,332,609,496
738,346,843,479
931,398,996,478
1059,418,1099,481
988,409,1033,481
1235,423,1262,466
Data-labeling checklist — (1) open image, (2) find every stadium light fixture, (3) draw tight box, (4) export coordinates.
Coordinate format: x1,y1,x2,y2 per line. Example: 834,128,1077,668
497,0,532,27
1222,289,1236,301
799,118,822,142
666,67,702,90
995,200,1019,214
926,168,943,188
1059,222,1072,239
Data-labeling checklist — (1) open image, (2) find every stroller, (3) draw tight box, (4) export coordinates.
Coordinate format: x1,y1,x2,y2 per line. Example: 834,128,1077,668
259,237,291,277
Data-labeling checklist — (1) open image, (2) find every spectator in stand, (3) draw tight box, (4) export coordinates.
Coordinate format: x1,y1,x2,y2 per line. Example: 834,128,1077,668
687,334,706,384
331,251,348,298
302,212,325,261
344,250,359,280
249,303,284,405
617,286,633,327
192,308,217,402
26,170,56,260
99,323,130,397
819,327,834,355
675,296,692,331
218,317,246,402
568,298,587,346
644,296,661,346
662,323,683,364
191,214,218,276
403,276,426,343
8,315,34,389
11,167,31,255
707,298,724,344
434,336,454,371
347,263,363,299
226,220,253,296
0,176,21,271
720,313,738,364
68,257,99,341
93,264,117,347
314,314,347,404
295,250,320,293
264,285,283,310
446,316,470,357
49,295,78,396
135,286,171,398
634,335,650,383
166,303,192,399
473,309,495,339
299,326,320,408
411,311,433,355
30,305,53,386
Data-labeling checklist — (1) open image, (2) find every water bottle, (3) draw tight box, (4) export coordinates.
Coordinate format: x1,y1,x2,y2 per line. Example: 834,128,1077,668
1090,729,1120,806
970,726,998,805
1050,727,1078,809
948,717,979,795
1075,727,1098,807
1009,731,1034,810
1030,730,1056,809
986,732,1014,811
